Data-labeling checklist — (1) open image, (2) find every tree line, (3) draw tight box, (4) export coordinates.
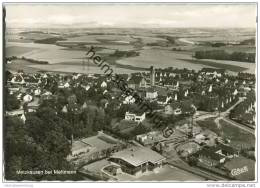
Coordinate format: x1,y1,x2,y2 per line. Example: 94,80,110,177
194,50,255,63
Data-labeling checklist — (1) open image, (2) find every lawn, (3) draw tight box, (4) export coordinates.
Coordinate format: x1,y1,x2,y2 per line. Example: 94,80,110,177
219,119,255,149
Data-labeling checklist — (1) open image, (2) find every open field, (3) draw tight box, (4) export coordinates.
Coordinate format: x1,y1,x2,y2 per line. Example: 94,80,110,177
185,35,254,43
7,59,141,74
6,59,43,73
132,35,168,44
5,28,256,75
116,48,206,71
6,46,38,57
6,31,62,42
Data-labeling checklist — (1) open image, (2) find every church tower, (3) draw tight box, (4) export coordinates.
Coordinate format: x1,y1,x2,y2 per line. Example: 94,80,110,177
150,66,155,87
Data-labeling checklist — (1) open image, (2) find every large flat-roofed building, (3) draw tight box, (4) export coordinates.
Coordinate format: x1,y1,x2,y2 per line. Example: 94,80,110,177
109,146,165,177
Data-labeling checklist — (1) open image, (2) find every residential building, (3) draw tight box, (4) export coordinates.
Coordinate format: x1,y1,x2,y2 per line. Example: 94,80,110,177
165,102,182,115
157,95,171,105
200,68,225,78
128,75,147,89
145,88,158,100
125,111,145,123
6,109,24,117
197,148,226,167
196,144,239,167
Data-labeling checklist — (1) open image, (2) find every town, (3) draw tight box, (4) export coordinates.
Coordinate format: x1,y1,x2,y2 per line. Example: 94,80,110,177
5,61,256,181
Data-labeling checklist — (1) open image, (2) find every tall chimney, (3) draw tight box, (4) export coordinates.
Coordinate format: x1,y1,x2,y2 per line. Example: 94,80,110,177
150,66,155,87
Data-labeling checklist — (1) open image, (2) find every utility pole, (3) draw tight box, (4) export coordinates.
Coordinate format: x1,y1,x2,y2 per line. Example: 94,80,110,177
189,115,194,139
189,106,196,139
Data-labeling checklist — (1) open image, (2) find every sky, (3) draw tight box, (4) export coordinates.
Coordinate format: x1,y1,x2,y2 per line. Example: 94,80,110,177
4,3,257,28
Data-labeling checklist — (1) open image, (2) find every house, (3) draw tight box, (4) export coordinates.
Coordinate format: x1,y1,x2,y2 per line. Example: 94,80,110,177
200,68,225,79
101,81,107,88
10,74,26,85
34,88,41,96
20,114,26,123
9,87,20,94
128,76,147,89
82,102,88,109
24,75,39,85
42,73,48,78
62,105,68,113
72,73,82,80
194,130,218,146
136,131,161,146
109,146,165,177
165,102,182,115
157,95,172,105
58,82,70,89
41,91,53,100
125,111,145,123
173,81,179,89
196,148,226,167
145,88,158,100
23,94,33,103
6,109,24,117
136,130,186,146
123,95,136,104
27,97,40,112
214,144,239,159
196,144,239,167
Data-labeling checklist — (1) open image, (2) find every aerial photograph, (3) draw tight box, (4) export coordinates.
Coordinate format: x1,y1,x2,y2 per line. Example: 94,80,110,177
3,3,257,182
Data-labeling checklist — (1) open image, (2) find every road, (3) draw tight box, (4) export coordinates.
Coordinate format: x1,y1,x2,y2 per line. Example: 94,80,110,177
221,118,255,134
194,97,254,134
155,85,254,134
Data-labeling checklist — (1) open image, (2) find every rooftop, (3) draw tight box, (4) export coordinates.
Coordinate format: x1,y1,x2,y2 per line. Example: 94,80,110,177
201,68,225,74
110,146,165,167
196,148,225,161
128,75,145,85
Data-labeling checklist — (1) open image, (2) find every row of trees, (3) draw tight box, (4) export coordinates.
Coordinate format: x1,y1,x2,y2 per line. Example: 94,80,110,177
4,107,83,180
194,50,255,63
34,37,66,44
5,89,20,111
110,50,140,58
230,91,255,125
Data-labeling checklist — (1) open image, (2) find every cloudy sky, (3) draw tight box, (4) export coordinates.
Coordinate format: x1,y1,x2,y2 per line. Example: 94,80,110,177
5,3,257,28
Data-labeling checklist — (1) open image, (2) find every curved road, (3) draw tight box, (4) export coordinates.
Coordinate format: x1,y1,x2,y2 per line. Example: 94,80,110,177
194,97,254,134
